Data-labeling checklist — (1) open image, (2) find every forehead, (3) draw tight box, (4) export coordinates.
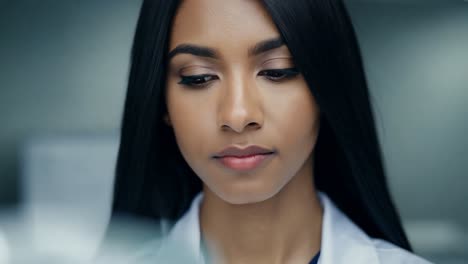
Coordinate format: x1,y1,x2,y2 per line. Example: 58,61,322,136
169,0,280,51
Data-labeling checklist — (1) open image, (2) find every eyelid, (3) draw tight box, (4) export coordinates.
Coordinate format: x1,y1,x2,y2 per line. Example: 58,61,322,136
176,65,299,88
257,67,300,82
260,57,294,67
178,65,217,76
177,74,219,87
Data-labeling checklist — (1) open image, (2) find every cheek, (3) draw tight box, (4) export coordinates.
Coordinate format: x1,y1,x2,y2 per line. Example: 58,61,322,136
268,82,320,145
285,96,319,142
269,84,320,166
166,86,214,162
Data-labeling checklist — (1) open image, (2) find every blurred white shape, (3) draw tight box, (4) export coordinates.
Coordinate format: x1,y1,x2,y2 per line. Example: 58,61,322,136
404,219,468,255
20,134,119,262
0,229,10,264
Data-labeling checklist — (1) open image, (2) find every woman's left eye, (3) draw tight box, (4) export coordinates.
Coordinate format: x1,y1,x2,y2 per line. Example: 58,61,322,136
178,74,219,88
258,68,300,82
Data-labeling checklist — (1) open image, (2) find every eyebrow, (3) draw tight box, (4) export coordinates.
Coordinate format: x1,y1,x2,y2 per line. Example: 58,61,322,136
167,37,285,60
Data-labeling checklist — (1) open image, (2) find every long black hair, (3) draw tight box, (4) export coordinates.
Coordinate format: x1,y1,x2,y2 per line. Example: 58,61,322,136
110,0,413,251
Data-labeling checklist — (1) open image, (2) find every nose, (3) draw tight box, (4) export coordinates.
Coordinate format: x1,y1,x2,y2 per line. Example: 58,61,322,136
217,74,264,133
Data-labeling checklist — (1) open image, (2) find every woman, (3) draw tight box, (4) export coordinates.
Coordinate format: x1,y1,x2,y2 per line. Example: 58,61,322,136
102,0,433,263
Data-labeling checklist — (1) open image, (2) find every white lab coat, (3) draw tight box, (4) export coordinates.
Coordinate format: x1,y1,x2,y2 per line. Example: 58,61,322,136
100,191,433,264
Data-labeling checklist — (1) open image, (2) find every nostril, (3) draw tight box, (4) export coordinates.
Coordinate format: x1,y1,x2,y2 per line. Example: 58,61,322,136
247,122,261,129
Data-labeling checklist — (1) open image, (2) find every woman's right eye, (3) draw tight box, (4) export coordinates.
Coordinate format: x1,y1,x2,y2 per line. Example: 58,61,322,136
178,74,219,87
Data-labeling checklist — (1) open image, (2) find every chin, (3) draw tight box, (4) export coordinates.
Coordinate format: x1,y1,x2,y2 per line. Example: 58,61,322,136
214,182,282,205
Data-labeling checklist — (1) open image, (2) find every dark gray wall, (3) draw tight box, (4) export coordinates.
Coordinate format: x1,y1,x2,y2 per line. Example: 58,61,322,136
346,3,468,259
346,2,468,224
0,0,141,203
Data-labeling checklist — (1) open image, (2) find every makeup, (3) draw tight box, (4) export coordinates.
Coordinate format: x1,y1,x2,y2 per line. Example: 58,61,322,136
215,153,275,172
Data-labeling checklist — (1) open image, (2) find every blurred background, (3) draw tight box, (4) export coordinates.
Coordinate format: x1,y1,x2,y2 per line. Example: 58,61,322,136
0,0,466,263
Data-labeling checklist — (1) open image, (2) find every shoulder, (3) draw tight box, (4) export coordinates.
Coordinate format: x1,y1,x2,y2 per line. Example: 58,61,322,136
93,217,174,264
98,193,205,264
371,238,433,264
318,192,434,264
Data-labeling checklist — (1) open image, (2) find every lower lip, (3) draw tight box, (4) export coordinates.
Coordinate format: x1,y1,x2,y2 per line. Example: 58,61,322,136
215,153,274,172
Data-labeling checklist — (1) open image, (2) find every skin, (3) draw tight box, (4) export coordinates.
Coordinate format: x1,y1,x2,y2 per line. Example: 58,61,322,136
164,0,323,263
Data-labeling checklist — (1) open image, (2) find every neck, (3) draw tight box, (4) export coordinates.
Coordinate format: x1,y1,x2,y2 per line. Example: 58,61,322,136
199,160,323,264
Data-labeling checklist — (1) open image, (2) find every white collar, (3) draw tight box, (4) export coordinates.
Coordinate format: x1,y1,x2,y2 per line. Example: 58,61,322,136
148,191,379,263
98,192,430,264
144,191,430,264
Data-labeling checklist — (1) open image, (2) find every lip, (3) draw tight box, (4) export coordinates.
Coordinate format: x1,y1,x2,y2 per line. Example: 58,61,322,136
213,145,275,158
213,145,275,172
215,153,275,172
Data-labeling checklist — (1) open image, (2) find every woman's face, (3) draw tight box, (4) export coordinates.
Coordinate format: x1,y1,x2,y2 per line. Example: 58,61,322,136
165,0,320,204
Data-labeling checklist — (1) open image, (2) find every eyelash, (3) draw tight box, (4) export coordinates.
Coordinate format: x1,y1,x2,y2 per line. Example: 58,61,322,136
177,68,300,88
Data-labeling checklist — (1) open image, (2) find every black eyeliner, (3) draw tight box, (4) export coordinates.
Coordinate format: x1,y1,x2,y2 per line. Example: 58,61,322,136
178,74,217,86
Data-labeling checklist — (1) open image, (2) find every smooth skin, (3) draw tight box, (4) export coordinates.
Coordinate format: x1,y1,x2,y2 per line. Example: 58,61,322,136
164,0,323,263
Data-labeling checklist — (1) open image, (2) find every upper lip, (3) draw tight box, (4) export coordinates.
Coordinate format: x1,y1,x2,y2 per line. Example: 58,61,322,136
213,145,275,158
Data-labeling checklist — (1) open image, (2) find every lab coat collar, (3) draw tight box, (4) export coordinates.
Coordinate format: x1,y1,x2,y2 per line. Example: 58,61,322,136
318,192,380,263
153,191,381,264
